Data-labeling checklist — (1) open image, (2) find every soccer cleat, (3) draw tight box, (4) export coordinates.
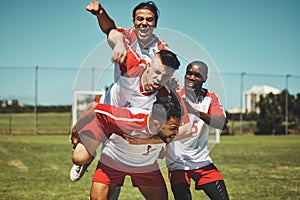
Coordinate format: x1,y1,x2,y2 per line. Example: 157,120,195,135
70,162,91,182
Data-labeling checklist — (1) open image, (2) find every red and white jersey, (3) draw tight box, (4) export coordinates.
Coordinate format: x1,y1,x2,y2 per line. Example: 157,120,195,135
102,134,163,167
119,27,170,63
167,87,226,171
99,28,176,167
113,27,170,81
94,103,152,137
94,103,164,167
104,46,175,110
100,47,177,167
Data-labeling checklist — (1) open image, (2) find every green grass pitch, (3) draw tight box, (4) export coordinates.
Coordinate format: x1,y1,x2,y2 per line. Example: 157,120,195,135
0,135,299,199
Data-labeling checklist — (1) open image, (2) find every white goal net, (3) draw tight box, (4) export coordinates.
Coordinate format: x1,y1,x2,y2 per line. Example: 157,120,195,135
72,90,105,126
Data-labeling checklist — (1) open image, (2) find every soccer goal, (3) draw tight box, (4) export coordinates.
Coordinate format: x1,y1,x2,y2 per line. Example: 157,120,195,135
72,90,105,126
207,128,221,151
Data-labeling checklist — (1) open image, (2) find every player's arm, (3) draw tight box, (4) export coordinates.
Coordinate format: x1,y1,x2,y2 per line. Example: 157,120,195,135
174,123,192,140
87,1,126,64
124,122,192,145
184,97,228,130
86,1,116,35
71,102,98,146
198,112,227,130
107,29,127,64
124,134,163,144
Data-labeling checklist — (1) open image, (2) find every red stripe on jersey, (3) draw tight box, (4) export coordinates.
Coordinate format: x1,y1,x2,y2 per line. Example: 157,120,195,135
207,92,225,115
117,27,137,47
95,95,103,103
177,87,225,121
119,48,146,78
157,39,170,51
117,27,169,52
94,103,149,137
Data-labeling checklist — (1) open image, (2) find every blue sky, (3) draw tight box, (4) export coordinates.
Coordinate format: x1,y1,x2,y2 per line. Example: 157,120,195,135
0,0,299,110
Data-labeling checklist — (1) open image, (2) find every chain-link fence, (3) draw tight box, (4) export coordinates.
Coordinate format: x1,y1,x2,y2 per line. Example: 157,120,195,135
0,66,299,134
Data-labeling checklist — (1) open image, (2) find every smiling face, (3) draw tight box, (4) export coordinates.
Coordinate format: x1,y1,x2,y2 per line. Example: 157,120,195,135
157,116,181,143
184,62,208,91
133,9,156,44
143,54,175,92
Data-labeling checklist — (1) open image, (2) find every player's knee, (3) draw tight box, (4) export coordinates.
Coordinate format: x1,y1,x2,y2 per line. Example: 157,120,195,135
171,183,192,200
72,143,92,165
90,182,109,200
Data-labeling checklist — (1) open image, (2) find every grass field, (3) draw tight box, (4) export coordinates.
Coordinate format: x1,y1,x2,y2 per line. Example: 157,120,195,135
0,113,72,134
0,135,299,200
0,112,258,135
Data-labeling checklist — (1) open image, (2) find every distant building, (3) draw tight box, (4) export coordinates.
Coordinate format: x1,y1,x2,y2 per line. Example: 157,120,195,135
244,85,281,113
227,106,242,114
0,99,21,108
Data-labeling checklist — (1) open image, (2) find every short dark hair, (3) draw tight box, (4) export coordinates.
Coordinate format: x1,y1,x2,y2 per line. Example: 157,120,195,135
132,1,160,26
157,50,180,70
186,61,208,81
151,96,183,122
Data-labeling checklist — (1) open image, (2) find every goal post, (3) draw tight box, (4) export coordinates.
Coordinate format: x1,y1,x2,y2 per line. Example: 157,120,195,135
72,90,105,126
208,128,221,151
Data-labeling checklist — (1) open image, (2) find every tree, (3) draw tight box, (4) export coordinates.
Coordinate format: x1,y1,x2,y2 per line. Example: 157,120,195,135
256,91,299,135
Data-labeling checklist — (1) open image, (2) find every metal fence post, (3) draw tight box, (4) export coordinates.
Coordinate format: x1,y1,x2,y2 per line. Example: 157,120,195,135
34,66,38,135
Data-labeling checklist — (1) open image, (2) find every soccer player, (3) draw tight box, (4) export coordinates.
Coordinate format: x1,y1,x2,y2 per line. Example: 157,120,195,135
166,61,229,200
70,28,188,199
86,0,170,85
126,61,229,199
70,95,182,168
86,96,183,200
104,28,180,112
70,27,181,173
86,0,169,66
70,5,186,199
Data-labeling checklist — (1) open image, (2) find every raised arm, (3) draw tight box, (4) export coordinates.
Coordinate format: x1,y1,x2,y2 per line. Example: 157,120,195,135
107,29,127,64
86,1,116,35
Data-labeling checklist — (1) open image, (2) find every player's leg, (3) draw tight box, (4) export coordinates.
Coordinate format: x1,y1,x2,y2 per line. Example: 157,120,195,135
193,164,229,200
70,128,100,181
70,104,106,181
171,183,192,200
108,186,121,200
169,170,192,200
132,168,168,200
201,180,229,200
72,142,92,165
90,183,120,200
138,186,168,200
70,125,97,181
90,182,110,200
91,161,126,200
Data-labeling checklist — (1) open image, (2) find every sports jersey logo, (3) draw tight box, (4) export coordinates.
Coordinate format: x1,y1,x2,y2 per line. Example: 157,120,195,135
142,145,152,156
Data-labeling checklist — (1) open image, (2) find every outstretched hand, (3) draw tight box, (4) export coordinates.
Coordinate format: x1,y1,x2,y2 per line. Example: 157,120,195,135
86,1,103,15
182,97,197,115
